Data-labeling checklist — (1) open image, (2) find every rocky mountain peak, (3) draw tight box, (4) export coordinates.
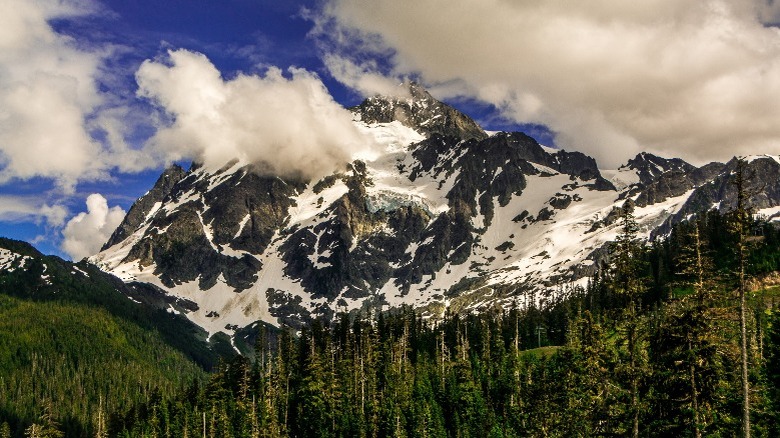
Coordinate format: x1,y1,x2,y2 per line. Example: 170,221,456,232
623,152,695,186
102,164,187,250
405,80,435,100
351,81,488,141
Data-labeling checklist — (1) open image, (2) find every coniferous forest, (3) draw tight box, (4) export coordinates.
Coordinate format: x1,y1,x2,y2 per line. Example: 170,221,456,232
4,206,780,436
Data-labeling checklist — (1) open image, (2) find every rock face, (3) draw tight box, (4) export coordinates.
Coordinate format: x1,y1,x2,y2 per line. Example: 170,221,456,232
90,84,780,342
634,162,722,207
628,152,696,185
665,156,780,223
117,163,306,291
103,165,187,250
351,82,488,141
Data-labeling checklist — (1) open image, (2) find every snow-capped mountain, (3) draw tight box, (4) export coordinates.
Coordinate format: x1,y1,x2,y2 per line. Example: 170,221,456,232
89,83,780,338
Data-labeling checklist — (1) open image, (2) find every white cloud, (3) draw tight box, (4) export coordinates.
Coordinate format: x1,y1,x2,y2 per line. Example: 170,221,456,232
323,54,411,98
0,0,105,191
0,0,159,192
39,204,69,228
0,196,67,227
136,49,376,179
61,193,125,260
317,0,780,167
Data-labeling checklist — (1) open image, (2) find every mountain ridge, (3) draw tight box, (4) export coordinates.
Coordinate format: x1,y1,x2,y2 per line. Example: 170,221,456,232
86,83,780,340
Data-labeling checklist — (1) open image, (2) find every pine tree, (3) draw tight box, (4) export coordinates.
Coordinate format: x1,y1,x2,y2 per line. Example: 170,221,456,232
566,310,621,435
275,328,295,435
25,400,64,438
294,328,333,438
410,367,447,438
609,201,647,438
649,298,725,436
764,308,780,437
675,218,718,437
730,157,754,438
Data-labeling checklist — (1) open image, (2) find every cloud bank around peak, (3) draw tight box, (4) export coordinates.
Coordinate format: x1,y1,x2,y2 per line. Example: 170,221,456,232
316,0,780,167
136,49,374,179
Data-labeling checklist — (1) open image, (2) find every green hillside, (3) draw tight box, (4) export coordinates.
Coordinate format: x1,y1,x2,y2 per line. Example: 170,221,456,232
0,238,230,367
0,295,205,437
0,238,218,437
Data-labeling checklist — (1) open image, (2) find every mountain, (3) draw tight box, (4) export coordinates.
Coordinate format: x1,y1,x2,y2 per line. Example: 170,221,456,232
89,82,780,340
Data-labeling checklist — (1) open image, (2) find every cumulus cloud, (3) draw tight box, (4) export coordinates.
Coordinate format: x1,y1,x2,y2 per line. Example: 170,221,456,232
0,0,105,190
0,196,67,227
0,0,160,192
61,193,125,260
316,0,780,167
136,49,375,179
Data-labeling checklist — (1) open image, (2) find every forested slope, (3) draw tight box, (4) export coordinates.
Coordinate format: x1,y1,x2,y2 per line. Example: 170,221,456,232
0,239,210,437
112,209,780,437
0,295,205,437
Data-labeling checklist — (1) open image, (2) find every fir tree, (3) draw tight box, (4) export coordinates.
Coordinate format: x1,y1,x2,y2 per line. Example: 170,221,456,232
24,400,64,438
566,310,620,435
730,157,755,438
765,309,780,437
608,201,648,438
674,218,719,437
93,395,108,438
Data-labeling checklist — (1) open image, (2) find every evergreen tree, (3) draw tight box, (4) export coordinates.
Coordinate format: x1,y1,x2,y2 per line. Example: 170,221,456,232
93,396,108,438
764,308,780,437
24,401,64,438
649,300,726,437
566,310,620,435
730,157,755,438
608,201,648,438
409,367,446,438
293,330,332,438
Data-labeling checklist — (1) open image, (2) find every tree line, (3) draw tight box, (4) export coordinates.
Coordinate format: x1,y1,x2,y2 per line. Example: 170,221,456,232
107,200,780,437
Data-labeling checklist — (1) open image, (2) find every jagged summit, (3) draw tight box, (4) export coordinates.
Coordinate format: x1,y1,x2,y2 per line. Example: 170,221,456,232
623,152,696,185
88,83,780,341
675,156,780,214
351,81,487,141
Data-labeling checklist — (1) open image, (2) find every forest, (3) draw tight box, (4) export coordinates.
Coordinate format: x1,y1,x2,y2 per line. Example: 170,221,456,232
104,208,780,437
4,172,780,437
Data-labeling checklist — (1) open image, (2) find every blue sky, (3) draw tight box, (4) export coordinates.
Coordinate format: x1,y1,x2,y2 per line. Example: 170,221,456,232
2,0,780,259
0,0,355,257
